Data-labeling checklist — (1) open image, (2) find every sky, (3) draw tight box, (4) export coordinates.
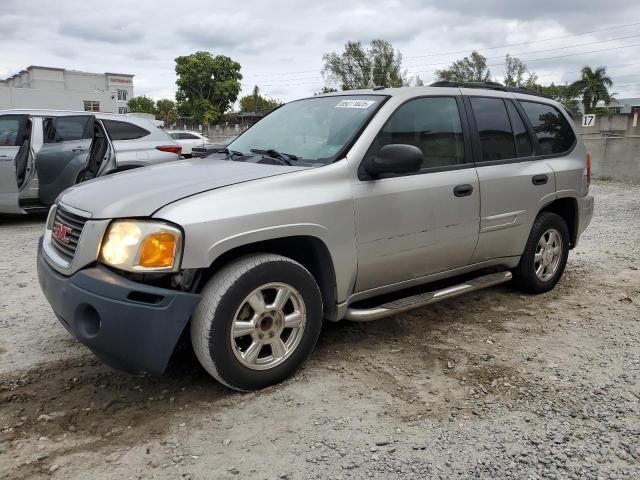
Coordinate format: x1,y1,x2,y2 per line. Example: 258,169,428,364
2,0,640,104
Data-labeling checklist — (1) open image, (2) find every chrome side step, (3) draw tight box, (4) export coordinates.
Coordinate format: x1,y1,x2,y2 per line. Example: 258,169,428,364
344,271,513,322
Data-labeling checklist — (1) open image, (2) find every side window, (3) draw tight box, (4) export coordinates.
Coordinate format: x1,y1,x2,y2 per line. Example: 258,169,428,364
506,101,533,157
43,116,93,143
470,97,516,161
0,117,21,146
102,120,150,141
367,97,465,170
183,133,199,139
519,101,576,155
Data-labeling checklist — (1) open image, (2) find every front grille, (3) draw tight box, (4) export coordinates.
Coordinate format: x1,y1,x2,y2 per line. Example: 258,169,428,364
51,206,88,263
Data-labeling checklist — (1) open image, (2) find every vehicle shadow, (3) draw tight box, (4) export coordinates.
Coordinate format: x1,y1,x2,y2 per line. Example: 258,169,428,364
0,212,48,226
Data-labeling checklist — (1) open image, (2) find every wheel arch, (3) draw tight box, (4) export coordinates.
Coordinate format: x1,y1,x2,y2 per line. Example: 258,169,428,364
200,234,339,321
539,197,579,249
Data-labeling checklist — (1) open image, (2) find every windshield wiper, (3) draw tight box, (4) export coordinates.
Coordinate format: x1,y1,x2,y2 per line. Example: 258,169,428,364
250,148,299,164
218,147,246,157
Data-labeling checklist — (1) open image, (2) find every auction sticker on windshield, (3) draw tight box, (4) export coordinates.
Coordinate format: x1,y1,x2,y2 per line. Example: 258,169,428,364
335,100,375,109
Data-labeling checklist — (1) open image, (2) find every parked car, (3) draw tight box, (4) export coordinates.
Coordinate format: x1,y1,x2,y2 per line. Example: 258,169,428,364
167,130,209,157
191,136,238,158
37,82,594,391
0,110,182,214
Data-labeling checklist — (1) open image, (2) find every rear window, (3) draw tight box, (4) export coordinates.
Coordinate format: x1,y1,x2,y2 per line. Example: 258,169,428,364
43,116,93,143
103,120,150,141
519,101,576,155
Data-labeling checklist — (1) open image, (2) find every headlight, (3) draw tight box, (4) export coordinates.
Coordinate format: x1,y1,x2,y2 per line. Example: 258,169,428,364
100,220,182,272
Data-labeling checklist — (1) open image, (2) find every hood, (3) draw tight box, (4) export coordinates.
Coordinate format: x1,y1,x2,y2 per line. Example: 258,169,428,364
60,158,305,218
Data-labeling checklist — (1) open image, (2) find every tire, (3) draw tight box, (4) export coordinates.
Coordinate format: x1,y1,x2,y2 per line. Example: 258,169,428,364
513,212,570,294
190,254,323,391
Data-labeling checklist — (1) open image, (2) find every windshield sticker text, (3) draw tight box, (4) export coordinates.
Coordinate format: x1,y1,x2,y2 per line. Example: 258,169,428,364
335,100,375,109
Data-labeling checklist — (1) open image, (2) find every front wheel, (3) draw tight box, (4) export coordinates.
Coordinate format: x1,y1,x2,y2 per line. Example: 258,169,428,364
190,254,323,391
513,212,570,294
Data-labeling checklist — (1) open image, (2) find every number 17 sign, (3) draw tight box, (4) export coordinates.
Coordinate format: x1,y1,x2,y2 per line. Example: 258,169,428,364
582,114,596,127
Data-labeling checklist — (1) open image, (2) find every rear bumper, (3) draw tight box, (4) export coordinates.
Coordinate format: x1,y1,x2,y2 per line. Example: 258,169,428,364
37,238,201,374
575,194,594,246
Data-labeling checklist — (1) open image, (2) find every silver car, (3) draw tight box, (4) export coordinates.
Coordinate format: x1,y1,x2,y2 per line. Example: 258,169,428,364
0,110,182,214
37,83,594,391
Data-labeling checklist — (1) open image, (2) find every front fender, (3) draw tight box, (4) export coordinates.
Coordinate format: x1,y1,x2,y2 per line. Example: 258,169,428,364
206,223,330,264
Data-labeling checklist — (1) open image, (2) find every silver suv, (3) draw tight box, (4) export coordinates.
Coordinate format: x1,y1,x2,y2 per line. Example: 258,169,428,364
37,83,594,391
0,110,182,214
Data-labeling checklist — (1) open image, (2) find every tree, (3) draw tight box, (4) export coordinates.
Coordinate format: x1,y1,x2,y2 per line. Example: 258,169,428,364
570,66,613,113
155,99,177,126
314,86,339,95
435,51,491,82
175,51,242,125
532,83,581,115
127,95,156,115
238,86,282,113
503,54,537,88
322,39,404,90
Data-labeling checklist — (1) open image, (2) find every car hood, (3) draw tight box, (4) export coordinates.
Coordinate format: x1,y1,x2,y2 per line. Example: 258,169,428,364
59,158,306,219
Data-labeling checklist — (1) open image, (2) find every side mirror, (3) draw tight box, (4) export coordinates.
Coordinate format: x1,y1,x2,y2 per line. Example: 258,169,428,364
365,144,423,177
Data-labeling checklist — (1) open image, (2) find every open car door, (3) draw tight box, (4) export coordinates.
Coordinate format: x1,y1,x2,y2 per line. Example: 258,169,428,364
37,115,94,206
0,114,30,214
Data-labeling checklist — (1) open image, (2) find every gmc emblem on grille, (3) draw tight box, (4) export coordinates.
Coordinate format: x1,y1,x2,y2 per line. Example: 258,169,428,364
52,222,72,244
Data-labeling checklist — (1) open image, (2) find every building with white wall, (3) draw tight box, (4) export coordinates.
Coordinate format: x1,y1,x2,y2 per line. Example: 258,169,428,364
0,66,134,114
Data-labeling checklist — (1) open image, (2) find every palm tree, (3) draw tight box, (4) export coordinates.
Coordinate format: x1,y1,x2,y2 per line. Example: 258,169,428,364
156,99,177,127
570,66,613,113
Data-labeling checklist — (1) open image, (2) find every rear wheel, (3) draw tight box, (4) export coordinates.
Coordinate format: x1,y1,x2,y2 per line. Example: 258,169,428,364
190,254,323,391
513,212,570,293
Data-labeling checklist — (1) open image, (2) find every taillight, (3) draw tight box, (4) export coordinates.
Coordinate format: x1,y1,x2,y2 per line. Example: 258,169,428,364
586,153,591,184
156,145,182,154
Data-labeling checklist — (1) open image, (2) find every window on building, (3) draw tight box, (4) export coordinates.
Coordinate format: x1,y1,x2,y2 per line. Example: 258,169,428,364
83,101,100,112
117,89,128,101
43,116,93,143
366,97,466,170
519,101,576,155
118,107,129,114
102,120,150,140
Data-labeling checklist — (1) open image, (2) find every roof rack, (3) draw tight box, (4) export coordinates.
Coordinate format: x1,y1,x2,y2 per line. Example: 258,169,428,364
430,81,553,100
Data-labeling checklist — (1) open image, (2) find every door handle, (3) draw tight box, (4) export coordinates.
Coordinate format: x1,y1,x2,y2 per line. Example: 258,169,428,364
453,184,474,197
72,147,88,153
532,174,548,185
0,154,12,160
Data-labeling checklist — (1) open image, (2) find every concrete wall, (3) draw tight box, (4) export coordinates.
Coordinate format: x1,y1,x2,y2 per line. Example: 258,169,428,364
573,114,640,183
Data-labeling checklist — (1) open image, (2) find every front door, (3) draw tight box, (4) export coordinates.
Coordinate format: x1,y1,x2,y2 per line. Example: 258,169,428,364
0,114,29,214
37,115,94,206
352,96,480,293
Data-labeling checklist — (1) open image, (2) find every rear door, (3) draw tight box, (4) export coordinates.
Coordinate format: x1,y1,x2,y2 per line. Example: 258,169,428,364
466,95,556,263
0,114,29,213
36,115,94,205
101,119,152,166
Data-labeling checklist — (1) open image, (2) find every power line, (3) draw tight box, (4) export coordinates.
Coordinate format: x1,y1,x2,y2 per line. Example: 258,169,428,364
243,21,640,79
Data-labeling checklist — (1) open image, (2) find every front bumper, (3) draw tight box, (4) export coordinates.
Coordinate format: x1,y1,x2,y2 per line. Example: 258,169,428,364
576,194,594,246
37,239,201,374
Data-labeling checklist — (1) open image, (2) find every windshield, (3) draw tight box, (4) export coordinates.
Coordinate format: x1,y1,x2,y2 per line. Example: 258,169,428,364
227,95,386,165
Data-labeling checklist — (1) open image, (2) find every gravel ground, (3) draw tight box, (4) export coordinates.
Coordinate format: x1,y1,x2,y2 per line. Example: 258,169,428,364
0,181,639,480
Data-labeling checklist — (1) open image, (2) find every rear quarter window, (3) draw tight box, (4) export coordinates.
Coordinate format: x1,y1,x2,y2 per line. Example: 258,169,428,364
519,101,576,155
103,120,150,141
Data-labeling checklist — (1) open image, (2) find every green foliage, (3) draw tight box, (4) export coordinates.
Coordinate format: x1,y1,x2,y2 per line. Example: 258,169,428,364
435,51,491,82
570,66,614,114
127,95,156,115
238,86,282,113
531,83,581,115
503,54,538,88
155,99,177,126
314,86,339,95
175,51,242,125
322,39,404,90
